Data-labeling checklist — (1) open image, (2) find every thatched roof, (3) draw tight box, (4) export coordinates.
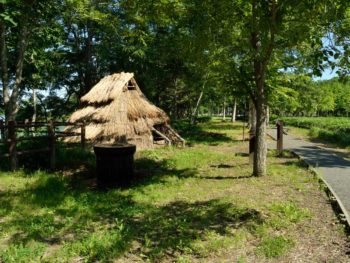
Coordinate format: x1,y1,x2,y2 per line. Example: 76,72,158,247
67,72,169,146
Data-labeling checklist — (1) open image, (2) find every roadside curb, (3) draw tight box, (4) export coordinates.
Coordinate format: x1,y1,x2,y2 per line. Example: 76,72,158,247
290,150,350,230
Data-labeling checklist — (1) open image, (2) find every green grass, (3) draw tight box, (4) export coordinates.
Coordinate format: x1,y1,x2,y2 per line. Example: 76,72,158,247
257,236,294,258
0,119,347,262
279,116,350,147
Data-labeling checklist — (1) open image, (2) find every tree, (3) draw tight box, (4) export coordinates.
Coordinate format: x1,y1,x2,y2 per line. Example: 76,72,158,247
0,0,61,122
228,0,341,176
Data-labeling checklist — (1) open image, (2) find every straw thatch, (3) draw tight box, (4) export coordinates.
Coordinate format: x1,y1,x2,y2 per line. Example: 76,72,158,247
66,72,170,149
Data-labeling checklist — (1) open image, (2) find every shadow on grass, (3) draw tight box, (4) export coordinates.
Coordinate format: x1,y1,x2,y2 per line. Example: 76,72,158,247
202,122,243,131
0,139,96,173
235,152,249,157
210,164,236,168
129,200,263,260
0,151,265,261
133,157,197,186
0,169,264,261
199,175,254,180
281,160,308,168
209,163,250,169
267,150,296,159
173,121,235,145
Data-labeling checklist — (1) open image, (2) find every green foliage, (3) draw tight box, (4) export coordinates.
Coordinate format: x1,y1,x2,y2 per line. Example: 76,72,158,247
1,0,347,123
270,76,350,116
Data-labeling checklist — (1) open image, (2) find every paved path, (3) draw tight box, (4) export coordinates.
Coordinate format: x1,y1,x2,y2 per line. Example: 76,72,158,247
268,128,350,225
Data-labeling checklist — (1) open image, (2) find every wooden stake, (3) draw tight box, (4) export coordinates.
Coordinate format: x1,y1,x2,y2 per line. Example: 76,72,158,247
277,121,284,155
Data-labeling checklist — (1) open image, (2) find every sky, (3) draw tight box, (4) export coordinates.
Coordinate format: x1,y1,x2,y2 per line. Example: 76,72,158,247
316,34,339,81
318,67,337,80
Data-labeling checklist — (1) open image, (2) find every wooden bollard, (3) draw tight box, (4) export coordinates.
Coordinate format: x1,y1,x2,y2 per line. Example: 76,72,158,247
48,121,56,170
81,123,86,149
8,121,18,171
276,120,284,155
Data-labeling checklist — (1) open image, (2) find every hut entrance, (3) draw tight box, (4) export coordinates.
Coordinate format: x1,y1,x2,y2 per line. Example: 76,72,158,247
152,124,185,146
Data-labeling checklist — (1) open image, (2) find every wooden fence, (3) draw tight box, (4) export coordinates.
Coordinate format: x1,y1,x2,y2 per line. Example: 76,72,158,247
0,120,86,171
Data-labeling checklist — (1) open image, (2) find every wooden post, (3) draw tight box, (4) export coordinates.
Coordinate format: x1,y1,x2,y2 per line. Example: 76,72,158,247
276,120,283,155
48,120,56,170
0,120,4,141
8,121,17,171
81,123,86,149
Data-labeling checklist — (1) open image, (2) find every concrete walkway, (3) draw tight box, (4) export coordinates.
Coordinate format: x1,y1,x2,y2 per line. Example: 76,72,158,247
268,128,350,226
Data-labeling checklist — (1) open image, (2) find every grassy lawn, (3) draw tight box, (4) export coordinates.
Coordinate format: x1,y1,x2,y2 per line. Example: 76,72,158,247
0,119,349,262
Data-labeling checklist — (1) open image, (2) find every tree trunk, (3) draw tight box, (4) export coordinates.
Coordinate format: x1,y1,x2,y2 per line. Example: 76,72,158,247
83,22,95,95
250,0,276,177
248,100,256,133
8,22,29,121
37,95,48,122
191,89,204,124
253,96,267,177
231,98,237,122
252,61,268,177
32,88,37,123
174,78,178,119
266,105,269,125
222,100,226,121
0,21,10,122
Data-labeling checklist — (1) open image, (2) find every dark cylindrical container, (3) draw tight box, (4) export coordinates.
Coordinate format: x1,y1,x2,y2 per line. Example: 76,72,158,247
93,143,136,189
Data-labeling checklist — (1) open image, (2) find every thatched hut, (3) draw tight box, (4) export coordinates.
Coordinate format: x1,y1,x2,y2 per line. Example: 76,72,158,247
66,72,184,149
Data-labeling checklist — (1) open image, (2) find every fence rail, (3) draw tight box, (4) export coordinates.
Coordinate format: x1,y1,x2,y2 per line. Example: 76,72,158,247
0,119,86,170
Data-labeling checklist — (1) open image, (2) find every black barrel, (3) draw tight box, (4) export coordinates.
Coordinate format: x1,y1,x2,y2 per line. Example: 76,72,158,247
93,143,136,189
